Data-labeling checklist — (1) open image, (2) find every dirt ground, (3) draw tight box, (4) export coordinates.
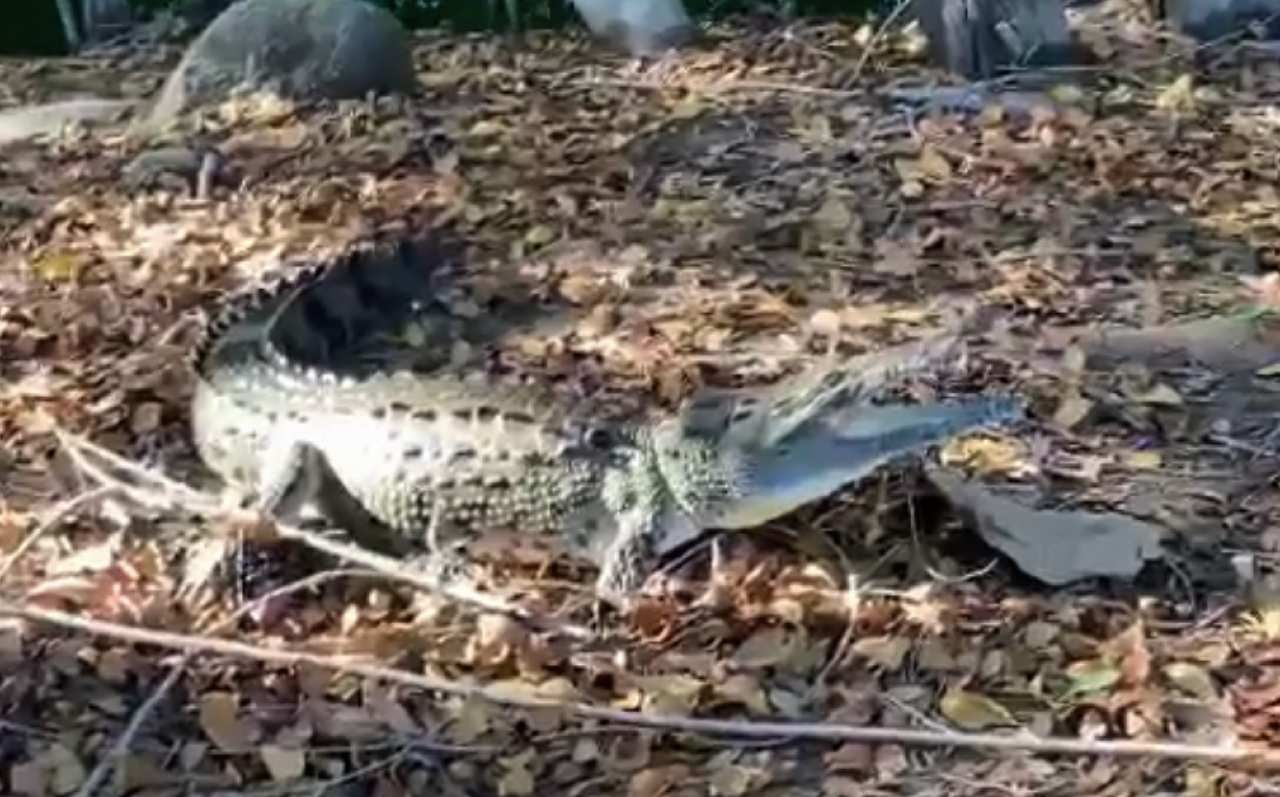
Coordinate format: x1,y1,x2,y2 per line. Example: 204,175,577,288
2,2,1280,795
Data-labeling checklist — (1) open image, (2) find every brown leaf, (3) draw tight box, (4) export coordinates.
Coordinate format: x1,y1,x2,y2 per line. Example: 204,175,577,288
731,625,795,669
1103,622,1152,686
199,692,255,754
850,635,911,672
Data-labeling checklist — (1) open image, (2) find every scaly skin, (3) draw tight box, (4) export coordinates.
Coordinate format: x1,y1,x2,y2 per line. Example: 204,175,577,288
191,237,1022,604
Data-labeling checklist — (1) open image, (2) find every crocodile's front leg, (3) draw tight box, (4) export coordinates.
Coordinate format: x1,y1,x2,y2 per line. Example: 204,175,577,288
595,517,656,608
254,438,326,520
595,502,700,608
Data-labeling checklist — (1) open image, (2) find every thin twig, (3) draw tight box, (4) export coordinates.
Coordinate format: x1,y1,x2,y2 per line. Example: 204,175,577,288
52,428,596,642
54,428,214,510
0,485,116,581
6,601,1277,766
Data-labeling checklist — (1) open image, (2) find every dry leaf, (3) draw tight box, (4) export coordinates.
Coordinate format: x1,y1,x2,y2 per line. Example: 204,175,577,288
873,239,919,276
850,635,911,671
1133,383,1182,407
1064,659,1121,697
732,625,795,669
709,765,756,797
1155,74,1197,114
260,744,306,783
714,673,771,714
1052,394,1093,429
809,309,842,337
199,692,254,754
1163,662,1218,700
917,145,953,181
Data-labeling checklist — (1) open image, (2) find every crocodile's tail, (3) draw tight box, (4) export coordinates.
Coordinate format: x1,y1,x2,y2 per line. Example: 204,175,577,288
191,235,457,378
264,236,457,370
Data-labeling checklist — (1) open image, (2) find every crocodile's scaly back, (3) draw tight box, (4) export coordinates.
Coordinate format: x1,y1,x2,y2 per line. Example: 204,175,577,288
191,237,634,563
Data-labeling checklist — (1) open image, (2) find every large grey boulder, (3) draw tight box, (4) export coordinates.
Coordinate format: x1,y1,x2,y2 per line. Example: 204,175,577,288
138,0,417,134
569,0,698,55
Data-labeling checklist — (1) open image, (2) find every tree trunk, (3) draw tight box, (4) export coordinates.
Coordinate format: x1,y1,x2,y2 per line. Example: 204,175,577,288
914,0,1086,80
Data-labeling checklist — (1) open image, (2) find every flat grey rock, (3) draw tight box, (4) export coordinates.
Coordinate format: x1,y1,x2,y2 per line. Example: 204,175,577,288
0,98,136,146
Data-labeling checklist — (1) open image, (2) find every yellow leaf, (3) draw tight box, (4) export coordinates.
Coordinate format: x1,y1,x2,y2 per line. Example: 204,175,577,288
893,158,922,182
1156,74,1197,114
469,119,504,137
31,251,85,282
917,145,953,181
1064,659,1121,696
670,96,706,119
939,689,1017,730
524,224,555,247
1163,662,1218,700
1124,450,1162,470
1134,383,1182,406
636,674,704,716
497,749,536,797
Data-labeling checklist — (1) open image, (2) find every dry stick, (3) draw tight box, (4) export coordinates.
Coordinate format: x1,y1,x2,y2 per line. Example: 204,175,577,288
274,523,597,642
576,76,861,98
52,429,596,642
54,429,214,510
73,569,365,797
7,601,1277,767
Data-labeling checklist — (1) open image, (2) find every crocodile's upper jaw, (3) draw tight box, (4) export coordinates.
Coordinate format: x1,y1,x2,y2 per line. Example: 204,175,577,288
651,396,1023,533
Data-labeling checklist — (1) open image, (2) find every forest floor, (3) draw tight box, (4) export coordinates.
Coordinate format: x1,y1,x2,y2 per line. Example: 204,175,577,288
3,2,1280,795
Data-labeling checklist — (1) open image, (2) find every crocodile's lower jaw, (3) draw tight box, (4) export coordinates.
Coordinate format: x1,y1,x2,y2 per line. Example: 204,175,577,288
709,496,807,530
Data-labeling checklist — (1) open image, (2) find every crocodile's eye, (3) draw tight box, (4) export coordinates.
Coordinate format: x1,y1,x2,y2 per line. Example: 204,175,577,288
585,427,613,449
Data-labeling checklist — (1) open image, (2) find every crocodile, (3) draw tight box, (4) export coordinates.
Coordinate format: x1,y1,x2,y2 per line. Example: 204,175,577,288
191,237,1023,606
